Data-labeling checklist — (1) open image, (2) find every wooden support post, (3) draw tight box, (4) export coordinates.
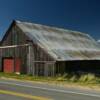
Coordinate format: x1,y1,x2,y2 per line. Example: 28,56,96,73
52,63,55,76
27,45,31,74
44,63,48,76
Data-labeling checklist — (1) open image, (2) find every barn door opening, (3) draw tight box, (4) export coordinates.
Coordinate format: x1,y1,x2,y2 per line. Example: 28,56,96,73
2,57,21,74
3,58,14,73
15,58,21,74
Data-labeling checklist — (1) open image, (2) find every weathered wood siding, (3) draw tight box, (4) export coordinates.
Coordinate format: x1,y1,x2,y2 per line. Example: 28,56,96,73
0,24,56,76
0,24,30,73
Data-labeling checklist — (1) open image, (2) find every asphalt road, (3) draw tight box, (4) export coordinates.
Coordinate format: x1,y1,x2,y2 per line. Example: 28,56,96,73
0,79,100,100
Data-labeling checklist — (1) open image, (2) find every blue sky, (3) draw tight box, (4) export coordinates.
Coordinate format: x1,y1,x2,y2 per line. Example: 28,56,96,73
0,0,100,40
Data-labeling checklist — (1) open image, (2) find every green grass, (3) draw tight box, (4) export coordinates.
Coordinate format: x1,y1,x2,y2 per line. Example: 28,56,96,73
0,72,100,90
0,72,56,82
0,72,99,83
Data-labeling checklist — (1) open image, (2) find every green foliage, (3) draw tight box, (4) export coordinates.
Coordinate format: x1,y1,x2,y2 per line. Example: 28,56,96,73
55,73,97,83
56,74,66,81
0,72,99,85
70,75,78,82
79,74,96,83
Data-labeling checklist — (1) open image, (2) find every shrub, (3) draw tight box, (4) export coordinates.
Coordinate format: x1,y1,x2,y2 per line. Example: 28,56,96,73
56,74,67,81
79,73,96,83
70,75,78,82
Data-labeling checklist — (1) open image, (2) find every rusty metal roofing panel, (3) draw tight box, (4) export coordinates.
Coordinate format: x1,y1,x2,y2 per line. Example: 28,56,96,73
16,20,100,61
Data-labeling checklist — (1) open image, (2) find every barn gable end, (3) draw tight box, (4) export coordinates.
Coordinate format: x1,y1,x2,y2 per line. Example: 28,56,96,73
0,21,55,76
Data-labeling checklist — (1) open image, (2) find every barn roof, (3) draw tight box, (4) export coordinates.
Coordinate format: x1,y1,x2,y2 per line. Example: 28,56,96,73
15,20,100,61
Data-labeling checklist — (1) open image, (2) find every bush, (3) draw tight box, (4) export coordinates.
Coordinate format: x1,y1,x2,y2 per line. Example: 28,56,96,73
79,73,96,83
56,74,67,81
56,77,65,81
70,75,78,82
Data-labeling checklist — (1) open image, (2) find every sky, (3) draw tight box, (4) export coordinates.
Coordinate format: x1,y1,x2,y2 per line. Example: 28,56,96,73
0,0,100,40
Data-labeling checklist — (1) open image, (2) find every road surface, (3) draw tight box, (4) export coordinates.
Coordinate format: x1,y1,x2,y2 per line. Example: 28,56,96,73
0,79,100,100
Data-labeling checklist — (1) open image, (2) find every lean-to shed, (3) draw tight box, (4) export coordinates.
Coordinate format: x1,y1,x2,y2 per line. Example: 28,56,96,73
0,20,100,76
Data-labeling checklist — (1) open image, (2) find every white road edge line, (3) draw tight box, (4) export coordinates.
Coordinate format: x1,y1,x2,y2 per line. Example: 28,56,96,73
0,81,100,98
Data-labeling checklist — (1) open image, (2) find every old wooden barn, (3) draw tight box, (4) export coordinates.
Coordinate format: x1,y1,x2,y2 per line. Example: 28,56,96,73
0,20,100,76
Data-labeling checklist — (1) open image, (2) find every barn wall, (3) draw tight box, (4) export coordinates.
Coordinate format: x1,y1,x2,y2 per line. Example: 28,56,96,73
2,25,29,46
0,24,30,73
32,43,55,76
0,24,56,76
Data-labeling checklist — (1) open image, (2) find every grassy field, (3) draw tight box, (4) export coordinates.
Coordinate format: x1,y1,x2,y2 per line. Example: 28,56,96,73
0,72,100,90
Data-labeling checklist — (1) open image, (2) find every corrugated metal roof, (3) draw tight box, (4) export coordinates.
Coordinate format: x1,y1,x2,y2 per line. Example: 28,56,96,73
16,20,100,61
